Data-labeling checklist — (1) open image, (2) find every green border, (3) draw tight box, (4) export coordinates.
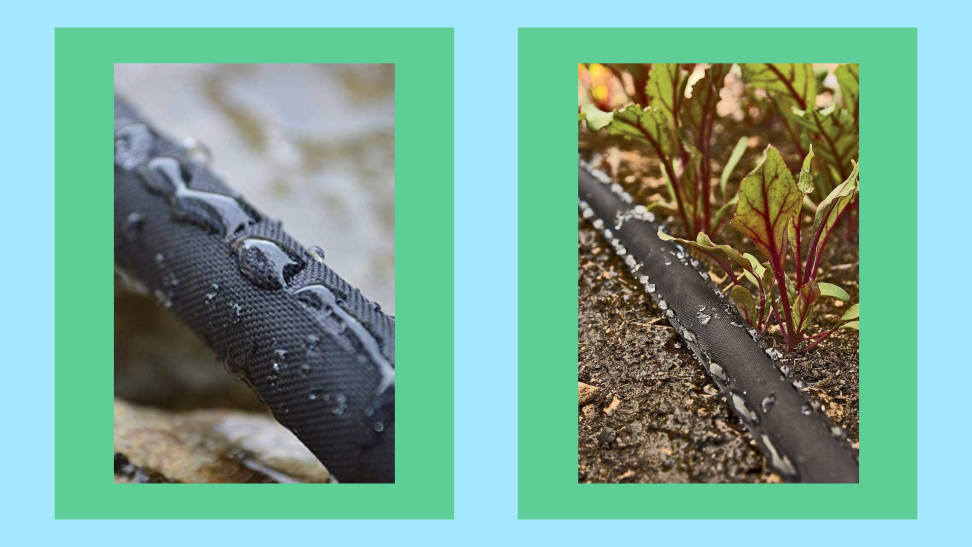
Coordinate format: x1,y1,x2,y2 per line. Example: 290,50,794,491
55,28,454,519
517,28,916,519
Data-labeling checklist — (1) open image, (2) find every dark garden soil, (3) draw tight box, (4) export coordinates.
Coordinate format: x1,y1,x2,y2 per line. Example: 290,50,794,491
577,215,859,483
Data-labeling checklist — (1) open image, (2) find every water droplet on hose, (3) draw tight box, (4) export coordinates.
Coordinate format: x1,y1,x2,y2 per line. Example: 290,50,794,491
267,361,281,387
115,123,153,170
761,393,777,413
801,404,812,415
230,302,242,324
793,379,807,390
222,345,254,386
307,245,326,264
233,237,306,290
140,157,259,237
831,425,845,437
204,283,219,306
154,253,165,264
760,434,798,478
294,284,395,395
180,136,213,165
308,388,321,401
304,334,321,355
330,393,348,415
153,289,172,308
373,421,385,433
122,212,145,241
731,392,759,424
708,362,727,382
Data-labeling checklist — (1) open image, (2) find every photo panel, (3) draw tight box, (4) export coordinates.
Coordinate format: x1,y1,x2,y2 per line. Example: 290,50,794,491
55,28,454,519
518,27,916,519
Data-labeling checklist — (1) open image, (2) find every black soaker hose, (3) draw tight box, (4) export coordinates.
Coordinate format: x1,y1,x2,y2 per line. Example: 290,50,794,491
579,161,858,483
114,96,394,483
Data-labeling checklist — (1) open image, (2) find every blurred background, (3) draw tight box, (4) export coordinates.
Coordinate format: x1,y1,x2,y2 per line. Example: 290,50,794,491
114,63,394,483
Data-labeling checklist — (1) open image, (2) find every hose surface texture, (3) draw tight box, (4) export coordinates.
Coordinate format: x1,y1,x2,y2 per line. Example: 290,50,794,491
579,161,857,483
114,96,395,483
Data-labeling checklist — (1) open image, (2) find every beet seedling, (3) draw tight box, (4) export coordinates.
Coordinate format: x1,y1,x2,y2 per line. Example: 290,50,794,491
741,63,858,200
659,144,859,352
580,63,860,235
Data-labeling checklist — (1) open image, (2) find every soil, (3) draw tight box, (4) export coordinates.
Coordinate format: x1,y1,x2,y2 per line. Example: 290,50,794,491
577,215,859,483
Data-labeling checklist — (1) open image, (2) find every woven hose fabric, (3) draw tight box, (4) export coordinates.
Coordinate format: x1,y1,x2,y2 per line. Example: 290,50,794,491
579,161,857,483
113,96,395,483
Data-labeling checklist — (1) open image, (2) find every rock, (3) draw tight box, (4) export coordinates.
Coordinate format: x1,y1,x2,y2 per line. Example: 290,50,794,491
114,398,329,483
578,382,599,406
597,427,616,446
604,396,621,415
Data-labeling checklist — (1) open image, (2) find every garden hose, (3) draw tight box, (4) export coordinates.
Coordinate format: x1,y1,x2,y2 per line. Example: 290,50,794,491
114,95,395,483
579,160,858,483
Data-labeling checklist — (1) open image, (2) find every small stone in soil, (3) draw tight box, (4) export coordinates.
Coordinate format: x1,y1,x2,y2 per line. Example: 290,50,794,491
578,382,599,406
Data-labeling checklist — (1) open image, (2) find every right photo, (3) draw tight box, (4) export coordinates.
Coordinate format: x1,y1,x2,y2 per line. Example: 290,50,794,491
577,63,860,483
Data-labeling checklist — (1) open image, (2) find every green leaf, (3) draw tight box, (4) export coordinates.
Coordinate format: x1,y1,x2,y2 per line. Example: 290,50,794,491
720,137,749,199
791,104,858,178
808,160,860,257
683,64,728,141
730,285,757,324
712,193,739,231
817,282,850,301
797,145,815,194
840,321,859,330
840,303,859,322
677,141,703,223
791,280,821,331
741,63,817,110
729,145,803,261
646,64,687,129
602,104,674,156
580,104,614,130
834,64,859,121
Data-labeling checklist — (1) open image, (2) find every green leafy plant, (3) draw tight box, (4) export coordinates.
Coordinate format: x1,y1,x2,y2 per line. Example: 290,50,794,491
658,145,859,352
579,63,861,352
580,63,860,236
741,63,858,200
580,63,748,238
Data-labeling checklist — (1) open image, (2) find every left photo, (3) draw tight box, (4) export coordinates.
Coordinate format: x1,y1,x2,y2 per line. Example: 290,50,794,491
113,64,395,484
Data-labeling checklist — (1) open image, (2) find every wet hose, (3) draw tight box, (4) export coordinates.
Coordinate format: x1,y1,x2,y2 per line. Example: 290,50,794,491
113,96,394,483
579,160,858,483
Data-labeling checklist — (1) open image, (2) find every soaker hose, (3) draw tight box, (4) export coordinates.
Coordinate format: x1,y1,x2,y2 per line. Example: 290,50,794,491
579,160,858,483
113,96,394,483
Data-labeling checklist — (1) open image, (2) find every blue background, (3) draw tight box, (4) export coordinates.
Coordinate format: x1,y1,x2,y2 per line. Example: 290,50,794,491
2,0,962,543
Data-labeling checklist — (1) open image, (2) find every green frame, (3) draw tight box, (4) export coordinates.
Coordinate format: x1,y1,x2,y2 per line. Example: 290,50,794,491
517,28,916,519
55,28,454,519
